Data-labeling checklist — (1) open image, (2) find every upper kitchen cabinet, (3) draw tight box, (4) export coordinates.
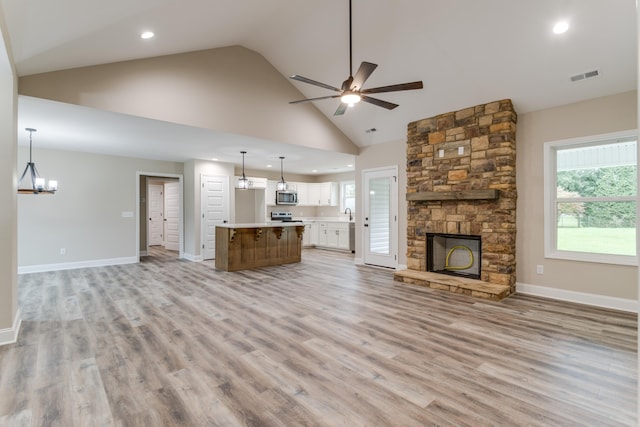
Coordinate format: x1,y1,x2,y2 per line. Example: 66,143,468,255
304,182,338,206
266,180,338,206
296,182,309,205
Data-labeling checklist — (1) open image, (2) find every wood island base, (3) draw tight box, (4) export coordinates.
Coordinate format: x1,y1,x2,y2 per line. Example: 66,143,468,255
215,224,304,271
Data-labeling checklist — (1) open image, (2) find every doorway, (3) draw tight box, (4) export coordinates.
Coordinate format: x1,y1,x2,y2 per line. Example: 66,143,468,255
137,172,184,261
362,166,398,268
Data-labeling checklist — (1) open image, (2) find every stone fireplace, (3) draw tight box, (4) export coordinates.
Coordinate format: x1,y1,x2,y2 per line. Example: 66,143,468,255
394,99,517,300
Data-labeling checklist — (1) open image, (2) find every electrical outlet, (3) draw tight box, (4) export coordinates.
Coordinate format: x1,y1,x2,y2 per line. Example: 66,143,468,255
536,265,544,274
438,149,444,158
60,248,66,255
458,146,464,155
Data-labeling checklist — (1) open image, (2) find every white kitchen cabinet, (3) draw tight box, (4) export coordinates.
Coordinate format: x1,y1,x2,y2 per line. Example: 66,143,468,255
304,182,338,206
305,183,321,206
316,222,329,246
327,222,350,250
319,182,338,206
266,180,277,206
312,221,352,251
296,182,309,206
302,222,317,247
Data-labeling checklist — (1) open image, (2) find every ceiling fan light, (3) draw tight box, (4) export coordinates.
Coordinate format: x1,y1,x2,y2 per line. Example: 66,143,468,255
341,92,361,105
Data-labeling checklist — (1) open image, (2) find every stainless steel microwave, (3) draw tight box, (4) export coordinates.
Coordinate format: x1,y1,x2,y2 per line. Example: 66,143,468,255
276,190,298,205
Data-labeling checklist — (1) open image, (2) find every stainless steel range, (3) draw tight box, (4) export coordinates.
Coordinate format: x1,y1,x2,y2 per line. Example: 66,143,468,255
270,212,303,223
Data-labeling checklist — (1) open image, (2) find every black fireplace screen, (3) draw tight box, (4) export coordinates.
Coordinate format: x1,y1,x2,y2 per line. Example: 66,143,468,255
426,233,481,279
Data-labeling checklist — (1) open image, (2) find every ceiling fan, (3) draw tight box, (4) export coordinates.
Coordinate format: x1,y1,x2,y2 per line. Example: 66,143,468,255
289,0,423,116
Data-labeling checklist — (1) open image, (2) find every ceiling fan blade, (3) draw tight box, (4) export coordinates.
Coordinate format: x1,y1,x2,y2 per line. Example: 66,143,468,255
361,81,424,94
361,95,399,110
350,61,377,90
334,103,348,116
290,75,341,92
289,95,340,104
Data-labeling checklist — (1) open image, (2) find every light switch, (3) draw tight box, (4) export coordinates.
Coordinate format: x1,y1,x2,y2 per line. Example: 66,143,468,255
458,146,464,155
438,149,444,158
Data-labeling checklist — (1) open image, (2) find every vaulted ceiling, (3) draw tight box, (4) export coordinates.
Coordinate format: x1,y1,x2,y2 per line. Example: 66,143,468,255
2,0,637,174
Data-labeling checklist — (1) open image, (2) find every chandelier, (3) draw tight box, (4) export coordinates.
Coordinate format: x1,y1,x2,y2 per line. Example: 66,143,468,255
18,128,57,195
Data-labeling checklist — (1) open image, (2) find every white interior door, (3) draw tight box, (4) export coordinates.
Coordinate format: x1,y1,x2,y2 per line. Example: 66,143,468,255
363,167,398,268
148,183,164,246
202,175,229,260
164,182,180,251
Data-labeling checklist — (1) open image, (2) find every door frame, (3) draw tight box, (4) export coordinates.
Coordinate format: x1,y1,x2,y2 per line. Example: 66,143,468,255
361,165,398,268
136,171,184,261
201,174,230,261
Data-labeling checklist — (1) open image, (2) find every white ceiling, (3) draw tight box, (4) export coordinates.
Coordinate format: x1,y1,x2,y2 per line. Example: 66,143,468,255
3,0,637,174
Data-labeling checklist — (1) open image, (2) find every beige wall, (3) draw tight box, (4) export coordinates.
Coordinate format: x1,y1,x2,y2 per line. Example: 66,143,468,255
355,139,408,266
18,46,358,156
357,91,637,300
517,90,637,300
0,3,18,337
18,148,183,268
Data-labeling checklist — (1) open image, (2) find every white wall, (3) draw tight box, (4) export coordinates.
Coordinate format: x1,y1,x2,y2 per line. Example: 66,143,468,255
0,2,19,342
17,148,183,270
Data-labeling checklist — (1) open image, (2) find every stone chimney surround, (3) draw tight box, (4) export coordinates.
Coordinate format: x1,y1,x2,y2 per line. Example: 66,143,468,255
394,99,517,300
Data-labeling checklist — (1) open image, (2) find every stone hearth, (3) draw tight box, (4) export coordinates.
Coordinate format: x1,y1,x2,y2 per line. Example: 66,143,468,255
394,99,517,300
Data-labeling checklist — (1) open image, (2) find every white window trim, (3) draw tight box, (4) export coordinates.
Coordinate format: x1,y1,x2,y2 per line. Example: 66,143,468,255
543,129,638,266
340,180,356,212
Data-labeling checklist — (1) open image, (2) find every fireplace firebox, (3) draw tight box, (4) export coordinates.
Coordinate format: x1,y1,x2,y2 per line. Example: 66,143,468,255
426,233,481,280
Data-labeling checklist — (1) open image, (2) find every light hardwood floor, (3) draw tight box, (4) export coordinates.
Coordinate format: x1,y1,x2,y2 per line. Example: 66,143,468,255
0,248,636,426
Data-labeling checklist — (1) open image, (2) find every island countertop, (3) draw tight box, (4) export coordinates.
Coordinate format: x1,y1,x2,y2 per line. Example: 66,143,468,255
216,222,304,228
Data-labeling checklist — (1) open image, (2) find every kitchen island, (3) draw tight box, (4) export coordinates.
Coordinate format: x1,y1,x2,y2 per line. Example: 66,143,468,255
215,223,305,271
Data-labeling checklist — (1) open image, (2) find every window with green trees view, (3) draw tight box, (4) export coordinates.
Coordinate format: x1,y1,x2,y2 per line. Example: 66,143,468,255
544,130,637,265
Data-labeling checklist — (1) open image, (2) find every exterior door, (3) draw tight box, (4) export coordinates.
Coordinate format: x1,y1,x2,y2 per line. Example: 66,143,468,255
363,167,398,268
148,183,164,246
164,182,180,251
202,175,229,260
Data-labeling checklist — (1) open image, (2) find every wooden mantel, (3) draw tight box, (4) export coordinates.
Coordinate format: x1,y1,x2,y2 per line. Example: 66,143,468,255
406,189,499,202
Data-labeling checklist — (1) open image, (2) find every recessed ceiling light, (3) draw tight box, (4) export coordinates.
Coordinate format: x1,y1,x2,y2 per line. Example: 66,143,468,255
312,169,318,173
347,164,353,167
266,164,273,168
211,158,218,161
140,31,155,39
552,21,569,35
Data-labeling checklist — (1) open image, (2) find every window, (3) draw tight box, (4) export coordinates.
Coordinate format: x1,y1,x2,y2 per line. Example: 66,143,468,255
544,130,637,265
341,180,356,212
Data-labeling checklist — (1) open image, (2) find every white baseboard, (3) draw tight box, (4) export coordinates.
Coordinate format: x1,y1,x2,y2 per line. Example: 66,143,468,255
516,282,638,313
0,308,22,346
354,257,364,265
182,253,203,262
396,264,407,271
18,256,137,274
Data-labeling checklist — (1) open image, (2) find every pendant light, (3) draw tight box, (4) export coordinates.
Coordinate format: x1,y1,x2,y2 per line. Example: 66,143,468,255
18,128,57,195
277,156,287,191
237,151,249,189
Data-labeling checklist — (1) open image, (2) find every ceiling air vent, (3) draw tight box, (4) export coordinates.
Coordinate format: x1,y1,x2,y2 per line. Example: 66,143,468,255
570,69,600,82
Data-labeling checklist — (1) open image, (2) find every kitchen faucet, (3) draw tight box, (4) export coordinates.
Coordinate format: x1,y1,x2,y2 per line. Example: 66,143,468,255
344,208,353,221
